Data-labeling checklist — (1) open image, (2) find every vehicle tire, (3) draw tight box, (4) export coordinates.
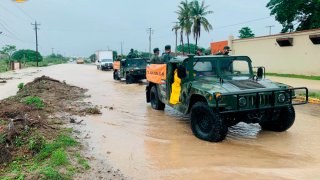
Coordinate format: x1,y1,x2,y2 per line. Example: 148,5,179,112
190,102,228,142
150,86,165,110
126,74,134,84
113,71,119,80
259,106,295,132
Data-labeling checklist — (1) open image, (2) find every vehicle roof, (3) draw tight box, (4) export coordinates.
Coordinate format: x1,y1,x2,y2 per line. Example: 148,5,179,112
170,55,252,63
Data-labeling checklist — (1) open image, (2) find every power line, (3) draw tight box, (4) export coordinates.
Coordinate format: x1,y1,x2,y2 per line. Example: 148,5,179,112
13,3,35,21
0,3,30,23
266,25,275,35
212,16,272,30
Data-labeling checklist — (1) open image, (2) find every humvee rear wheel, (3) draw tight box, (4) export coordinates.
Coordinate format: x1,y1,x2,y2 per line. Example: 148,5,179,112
150,86,165,110
259,106,295,132
190,102,227,142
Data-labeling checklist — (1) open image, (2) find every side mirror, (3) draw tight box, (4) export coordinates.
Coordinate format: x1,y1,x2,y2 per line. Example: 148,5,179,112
177,65,187,79
257,67,264,79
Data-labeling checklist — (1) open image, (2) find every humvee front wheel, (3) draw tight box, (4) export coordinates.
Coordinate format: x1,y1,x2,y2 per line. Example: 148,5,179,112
126,74,134,84
190,102,227,142
150,86,165,110
259,106,295,132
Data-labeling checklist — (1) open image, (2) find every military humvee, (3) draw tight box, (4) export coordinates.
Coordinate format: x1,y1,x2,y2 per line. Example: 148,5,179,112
146,55,308,142
113,58,147,84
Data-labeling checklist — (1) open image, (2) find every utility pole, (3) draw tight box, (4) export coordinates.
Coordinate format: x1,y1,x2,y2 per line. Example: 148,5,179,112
147,28,154,57
266,25,275,35
31,21,40,67
120,41,123,56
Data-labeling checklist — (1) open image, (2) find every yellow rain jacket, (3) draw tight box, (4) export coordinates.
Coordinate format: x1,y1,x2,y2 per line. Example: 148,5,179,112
169,69,181,104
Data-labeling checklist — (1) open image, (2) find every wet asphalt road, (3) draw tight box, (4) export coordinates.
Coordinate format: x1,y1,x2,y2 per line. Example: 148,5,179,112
1,64,320,179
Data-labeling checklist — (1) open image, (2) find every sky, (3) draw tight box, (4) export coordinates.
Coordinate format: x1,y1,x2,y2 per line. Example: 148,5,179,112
0,0,283,57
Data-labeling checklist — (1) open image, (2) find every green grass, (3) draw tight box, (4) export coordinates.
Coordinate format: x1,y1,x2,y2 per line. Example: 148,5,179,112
22,96,44,109
267,72,320,81
50,149,69,166
1,128,87,179
299,92,320,99
75,152,90,170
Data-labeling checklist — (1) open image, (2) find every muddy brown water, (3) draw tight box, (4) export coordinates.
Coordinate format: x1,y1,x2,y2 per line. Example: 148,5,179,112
1,64,320,179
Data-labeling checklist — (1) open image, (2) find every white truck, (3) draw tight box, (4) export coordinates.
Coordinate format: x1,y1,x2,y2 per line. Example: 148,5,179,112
96,50,114,70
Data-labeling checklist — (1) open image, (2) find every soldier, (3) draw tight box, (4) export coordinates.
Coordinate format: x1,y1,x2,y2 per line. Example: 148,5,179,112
127,48,138,58
161,45,173,63
196,48,203,56
150,48,161,64
216,46,231,55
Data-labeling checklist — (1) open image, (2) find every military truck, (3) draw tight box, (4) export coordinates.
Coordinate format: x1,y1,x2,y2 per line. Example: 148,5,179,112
113,58,147,84
146,55,308,142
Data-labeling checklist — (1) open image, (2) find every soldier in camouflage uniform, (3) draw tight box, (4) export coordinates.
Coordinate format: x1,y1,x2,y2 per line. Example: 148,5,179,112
150,48,161,64
127,48,138,58
161,45,173,63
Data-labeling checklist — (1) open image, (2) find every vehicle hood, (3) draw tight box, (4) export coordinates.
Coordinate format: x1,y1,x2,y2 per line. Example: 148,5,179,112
191,76,288,94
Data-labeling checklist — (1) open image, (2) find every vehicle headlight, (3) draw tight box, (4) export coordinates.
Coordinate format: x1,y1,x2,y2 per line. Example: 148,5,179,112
239,97,247,107
278,93,286,103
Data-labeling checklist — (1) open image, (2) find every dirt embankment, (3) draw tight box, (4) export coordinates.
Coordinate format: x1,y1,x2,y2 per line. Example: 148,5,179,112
0,76,102,178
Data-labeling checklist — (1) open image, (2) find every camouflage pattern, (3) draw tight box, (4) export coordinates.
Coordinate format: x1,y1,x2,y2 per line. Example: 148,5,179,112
147,55,308,116
161,52,173,63
150,54,162,64
113,58,147,83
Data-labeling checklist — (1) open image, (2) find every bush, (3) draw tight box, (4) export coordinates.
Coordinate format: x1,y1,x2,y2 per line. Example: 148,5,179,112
17,83,24,90
23,96,44,109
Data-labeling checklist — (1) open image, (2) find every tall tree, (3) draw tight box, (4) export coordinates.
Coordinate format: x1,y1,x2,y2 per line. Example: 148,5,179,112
0,45,16,60
177,0,193,53
12,49,43,62
267,0,320,32
190,0,213,47
238,27,255,39
172,24,180,54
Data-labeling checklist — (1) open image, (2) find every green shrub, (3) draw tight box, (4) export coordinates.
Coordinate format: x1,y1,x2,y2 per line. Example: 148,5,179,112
23,96,44,109
50,148,68,166
28,135,46,154
40,166,63,180
17,83,24,90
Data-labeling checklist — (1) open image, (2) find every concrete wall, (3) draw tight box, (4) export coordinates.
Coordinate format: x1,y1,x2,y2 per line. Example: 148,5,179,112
229,29,320,75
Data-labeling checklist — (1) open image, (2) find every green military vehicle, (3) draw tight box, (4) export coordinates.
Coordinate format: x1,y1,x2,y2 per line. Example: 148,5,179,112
146,55,308,142
113,58,147,84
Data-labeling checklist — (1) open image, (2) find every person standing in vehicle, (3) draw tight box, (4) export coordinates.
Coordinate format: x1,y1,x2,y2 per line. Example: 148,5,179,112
161,45,173,63
216,46,231,55
150,48,161,64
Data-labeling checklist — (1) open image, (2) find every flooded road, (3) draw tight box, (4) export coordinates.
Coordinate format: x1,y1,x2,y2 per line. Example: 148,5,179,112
1,64,320,179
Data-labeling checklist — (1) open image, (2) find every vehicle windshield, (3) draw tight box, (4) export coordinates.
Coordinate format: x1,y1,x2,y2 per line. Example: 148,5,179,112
193,60,217,77
192,58,251,77
126,59,147,68
219,59,251,76
101,59,113,63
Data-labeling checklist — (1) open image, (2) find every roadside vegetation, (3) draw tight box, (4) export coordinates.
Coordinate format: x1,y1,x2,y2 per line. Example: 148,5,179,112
267,73,320,81
0,45,69,73
0,76,101,179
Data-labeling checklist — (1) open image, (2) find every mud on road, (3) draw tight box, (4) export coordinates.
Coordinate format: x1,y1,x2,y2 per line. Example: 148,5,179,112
1,64,320,179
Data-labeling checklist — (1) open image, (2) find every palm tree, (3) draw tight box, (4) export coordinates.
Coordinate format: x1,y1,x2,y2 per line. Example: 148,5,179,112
172,24,180,55
176,0,192,53
190,0,213,47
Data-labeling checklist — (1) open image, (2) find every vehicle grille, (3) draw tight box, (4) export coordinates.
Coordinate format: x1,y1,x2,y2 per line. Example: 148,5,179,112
247,94,273,107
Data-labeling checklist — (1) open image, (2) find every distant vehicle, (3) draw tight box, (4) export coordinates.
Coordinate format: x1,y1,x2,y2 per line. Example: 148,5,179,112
146,55,308,142
96,50,113,70
113,58,147,84
76,59,84,64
